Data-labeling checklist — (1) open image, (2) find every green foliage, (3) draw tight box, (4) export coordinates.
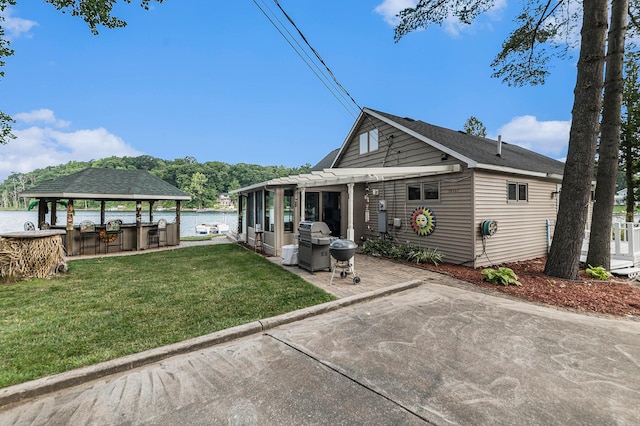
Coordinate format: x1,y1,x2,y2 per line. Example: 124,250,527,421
463,116,487,137
585,264,612,280
0,155,311,210
481,267,522,286
360,238,443,265
408,248,443,265
45,0,164,34
360,238,394,257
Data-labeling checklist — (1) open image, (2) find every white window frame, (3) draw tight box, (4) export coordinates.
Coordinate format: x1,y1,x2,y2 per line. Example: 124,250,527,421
407,181,440,202
507,182,528,202
359,129,379,154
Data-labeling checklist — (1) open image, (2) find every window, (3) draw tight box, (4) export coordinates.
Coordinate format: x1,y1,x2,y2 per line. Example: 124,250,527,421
305,192,320,221
407,181,440,201
284,189,294,232
359,129,379,154
508,182,528,202
265,190,275,232
247,193,255,227
408,184,421,201
255,190,263,228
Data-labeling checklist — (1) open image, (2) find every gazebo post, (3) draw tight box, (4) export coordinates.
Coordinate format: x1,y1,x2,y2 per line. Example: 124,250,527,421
66,200,74,255
100,201,106,225
38,199,47,228
136,200,142,250
51,199,57,226
149,201,154,223
176,200,181,242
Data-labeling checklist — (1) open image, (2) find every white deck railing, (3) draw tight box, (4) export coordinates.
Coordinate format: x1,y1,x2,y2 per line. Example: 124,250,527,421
609,222,640,262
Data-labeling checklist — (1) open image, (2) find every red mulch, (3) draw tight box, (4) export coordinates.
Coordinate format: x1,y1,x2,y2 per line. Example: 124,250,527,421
414,257,640,318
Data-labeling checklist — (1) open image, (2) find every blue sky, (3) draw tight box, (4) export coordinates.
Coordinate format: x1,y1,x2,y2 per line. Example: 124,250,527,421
0,0,577,182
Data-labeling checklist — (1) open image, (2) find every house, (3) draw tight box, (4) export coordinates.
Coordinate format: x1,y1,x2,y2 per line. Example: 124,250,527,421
232,108,565,268
217,194,234,209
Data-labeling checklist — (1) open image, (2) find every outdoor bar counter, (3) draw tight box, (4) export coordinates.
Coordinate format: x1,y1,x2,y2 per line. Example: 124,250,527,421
58,222,177,256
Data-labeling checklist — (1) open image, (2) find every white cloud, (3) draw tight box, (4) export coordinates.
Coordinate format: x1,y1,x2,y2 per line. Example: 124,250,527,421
0,7,37,40
374,0,416,26
493,115,570,160
374,0,507,36
0,111,143,182
14,109,70,128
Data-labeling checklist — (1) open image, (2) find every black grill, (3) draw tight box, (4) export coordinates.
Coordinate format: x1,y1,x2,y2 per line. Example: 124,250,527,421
296,221,336,272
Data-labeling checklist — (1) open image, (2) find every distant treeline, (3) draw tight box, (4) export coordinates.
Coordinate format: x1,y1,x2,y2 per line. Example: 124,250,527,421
0,155,311,210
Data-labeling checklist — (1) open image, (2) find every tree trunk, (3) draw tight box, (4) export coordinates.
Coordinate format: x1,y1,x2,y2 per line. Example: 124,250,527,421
586,0,628,270
544,0,608,280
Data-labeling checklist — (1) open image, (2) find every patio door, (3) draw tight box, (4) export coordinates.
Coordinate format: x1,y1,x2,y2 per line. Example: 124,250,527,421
322,192,341,237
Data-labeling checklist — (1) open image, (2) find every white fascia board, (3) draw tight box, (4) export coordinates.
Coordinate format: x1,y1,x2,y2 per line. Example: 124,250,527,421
475,163,562,180
363,108,478,168
324,165,460,176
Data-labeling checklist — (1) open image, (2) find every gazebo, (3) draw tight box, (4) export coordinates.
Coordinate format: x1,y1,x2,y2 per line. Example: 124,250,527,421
20,168,191,256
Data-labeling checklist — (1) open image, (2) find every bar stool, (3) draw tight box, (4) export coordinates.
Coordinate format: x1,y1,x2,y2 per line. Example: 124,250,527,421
254,230,264,253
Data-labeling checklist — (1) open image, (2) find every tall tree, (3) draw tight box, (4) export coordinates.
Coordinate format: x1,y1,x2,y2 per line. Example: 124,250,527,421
463,116,487,137
0,0,164,145
620,50,640,222
586,0,629,270
395,0,609,279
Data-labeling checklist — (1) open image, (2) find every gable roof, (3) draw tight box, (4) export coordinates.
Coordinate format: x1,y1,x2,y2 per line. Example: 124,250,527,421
20,168,191,201
333,108,565,179
311,148,340,171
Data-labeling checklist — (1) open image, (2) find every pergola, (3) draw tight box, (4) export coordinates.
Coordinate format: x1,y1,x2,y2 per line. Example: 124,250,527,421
20,168,191,255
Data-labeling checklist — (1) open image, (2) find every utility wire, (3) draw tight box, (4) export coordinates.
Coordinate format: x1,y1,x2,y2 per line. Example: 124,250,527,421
272,0,362,113
255,0,357,116
251,0,361,118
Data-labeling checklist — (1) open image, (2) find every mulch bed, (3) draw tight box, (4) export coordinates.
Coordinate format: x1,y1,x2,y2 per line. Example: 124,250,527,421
413,257,640,318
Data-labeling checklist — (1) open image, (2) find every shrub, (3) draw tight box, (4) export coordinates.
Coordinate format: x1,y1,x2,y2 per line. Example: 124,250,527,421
359,238,394,257
585,264,612,280
389,244,420,260
482,267,521,286
409,248,443,265
359,238,443,265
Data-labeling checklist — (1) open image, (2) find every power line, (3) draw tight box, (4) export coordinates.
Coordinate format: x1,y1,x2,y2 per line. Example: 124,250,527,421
251,0,362,118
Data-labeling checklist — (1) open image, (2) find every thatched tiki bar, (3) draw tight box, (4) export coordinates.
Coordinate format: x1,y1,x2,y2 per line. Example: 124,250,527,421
20,168,191,256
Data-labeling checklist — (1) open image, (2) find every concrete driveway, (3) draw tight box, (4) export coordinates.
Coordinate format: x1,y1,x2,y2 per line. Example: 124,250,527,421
1,279,639,425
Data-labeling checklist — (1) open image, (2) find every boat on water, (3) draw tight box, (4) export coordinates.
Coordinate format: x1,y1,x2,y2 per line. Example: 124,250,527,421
195,222,230,235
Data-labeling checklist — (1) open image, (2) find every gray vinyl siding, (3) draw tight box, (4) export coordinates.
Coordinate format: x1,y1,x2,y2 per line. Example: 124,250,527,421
472,171,559,267
335,117,462,169
362,170,474,265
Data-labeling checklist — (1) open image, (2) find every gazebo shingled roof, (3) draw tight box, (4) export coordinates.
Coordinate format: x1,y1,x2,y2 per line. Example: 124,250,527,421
21,168,191,201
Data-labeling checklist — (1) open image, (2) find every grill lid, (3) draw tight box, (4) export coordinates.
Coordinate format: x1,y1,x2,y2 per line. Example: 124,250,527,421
298,221,331,237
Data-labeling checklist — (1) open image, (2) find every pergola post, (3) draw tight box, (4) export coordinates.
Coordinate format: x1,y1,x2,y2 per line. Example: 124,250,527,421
347,183,354,241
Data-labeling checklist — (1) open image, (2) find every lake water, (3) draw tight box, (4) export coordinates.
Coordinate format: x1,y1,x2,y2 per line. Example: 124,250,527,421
0,210,238,238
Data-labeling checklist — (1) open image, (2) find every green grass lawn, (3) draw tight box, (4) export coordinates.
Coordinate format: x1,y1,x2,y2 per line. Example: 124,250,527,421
0,244,336,388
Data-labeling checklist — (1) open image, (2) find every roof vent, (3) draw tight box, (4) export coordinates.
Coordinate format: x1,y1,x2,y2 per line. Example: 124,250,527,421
496,135,502,157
